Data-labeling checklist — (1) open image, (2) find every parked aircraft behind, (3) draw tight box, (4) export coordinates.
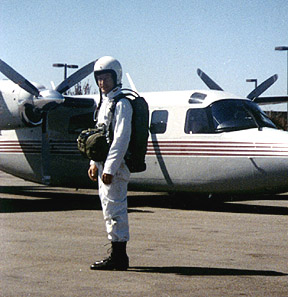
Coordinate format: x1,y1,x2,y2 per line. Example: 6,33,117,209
1,58,288,195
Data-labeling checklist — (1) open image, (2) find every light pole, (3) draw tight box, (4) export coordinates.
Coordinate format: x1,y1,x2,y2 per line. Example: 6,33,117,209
246,78,258,89
275,46,288,130
52,63,79,80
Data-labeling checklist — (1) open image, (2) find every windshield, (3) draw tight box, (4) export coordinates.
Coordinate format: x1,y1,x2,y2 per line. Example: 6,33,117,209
211,99,276,132
185,99,276,134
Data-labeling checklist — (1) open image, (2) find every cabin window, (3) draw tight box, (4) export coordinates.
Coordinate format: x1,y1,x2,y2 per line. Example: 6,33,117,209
150,110,168,134
185,109,211,134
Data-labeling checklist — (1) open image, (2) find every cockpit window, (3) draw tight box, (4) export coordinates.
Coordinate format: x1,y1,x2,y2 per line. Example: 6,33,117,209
211,100,276,132
185,109,212,133
185,99,276,134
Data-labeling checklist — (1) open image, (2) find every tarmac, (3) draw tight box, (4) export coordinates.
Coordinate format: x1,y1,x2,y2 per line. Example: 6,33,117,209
0,170,288,296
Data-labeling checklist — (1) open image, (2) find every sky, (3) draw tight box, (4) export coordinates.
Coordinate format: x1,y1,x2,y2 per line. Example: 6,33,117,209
1,0,288,97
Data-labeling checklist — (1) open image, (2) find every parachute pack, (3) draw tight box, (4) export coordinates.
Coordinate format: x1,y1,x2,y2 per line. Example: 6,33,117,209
77,89,149,173
112,89,149,173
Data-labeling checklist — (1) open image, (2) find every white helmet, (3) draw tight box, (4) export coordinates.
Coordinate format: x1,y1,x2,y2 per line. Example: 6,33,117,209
94,56,122,86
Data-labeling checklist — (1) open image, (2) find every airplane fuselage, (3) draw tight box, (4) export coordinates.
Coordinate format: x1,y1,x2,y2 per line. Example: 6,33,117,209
1,86,288,194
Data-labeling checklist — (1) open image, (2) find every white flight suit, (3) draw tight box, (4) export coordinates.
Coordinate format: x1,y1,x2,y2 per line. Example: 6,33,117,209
90,87,132,242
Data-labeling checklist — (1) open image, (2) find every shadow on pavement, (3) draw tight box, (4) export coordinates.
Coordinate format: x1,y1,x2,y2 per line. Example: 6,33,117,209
0,186,99,213
129,266,288,276
128,192,288,216
0,185,288,216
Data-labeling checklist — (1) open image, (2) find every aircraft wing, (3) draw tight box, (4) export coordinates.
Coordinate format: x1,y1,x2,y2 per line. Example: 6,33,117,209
254,96,288,105
63,95,96,108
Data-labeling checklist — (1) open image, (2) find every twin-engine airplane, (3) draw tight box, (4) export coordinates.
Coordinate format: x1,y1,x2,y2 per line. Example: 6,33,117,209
1,58,288,195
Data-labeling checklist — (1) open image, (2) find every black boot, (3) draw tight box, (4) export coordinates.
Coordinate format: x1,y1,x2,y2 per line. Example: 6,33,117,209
90,242,129,271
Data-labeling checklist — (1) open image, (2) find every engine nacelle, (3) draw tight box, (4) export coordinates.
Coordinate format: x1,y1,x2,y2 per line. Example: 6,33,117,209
0,80,44,129
0,80,63,129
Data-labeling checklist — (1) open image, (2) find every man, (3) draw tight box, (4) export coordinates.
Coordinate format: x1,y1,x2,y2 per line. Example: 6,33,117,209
88,56,132,271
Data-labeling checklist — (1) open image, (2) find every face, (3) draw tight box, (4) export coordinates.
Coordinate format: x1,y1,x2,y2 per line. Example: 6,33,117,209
96,73,115,94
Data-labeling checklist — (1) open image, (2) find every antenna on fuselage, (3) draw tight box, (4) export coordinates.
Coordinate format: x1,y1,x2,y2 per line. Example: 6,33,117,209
126,73,138,92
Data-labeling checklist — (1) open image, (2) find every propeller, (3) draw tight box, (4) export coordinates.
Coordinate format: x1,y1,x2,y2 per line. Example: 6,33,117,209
246,74,278,100
0,59,40,97
0,59,96,117
197,68,278,102
55,61,95,94
0,58,96,184
197,69,223,91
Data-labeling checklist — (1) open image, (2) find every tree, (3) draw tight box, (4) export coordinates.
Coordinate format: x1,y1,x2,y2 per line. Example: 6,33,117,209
68,80,96,95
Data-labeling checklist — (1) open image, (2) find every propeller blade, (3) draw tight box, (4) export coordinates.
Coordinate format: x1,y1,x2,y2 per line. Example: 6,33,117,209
0,59,40,97
56,60,96,94
247,74,278,100
197,68,223,91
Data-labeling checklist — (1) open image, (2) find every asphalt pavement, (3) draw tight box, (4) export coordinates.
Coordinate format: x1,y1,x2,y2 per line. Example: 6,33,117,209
0,170,288,296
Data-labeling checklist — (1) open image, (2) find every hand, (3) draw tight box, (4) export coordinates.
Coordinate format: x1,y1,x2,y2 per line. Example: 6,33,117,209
102,173,113,185
88,164,98,181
